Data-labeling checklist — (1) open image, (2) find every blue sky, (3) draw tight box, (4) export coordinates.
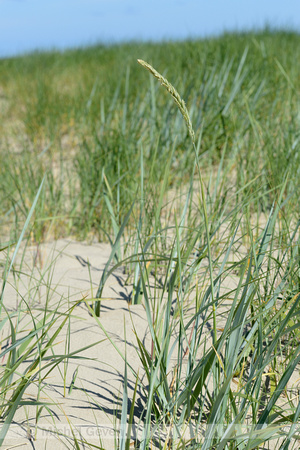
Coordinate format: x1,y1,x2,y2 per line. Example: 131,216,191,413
1,0,300,58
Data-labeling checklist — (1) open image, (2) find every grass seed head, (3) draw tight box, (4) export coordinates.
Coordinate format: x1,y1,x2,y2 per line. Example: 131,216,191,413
137,59,195,144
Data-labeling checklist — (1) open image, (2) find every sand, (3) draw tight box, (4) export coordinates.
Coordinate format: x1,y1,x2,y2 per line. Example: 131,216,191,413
1,239,153,449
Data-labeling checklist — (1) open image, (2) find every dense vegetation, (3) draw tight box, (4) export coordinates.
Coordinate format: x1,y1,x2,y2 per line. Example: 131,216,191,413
0,31,300,448
0,30,299,241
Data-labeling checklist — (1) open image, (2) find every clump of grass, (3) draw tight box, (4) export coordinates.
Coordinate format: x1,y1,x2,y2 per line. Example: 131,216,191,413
0,181,101,446
91,58,300,449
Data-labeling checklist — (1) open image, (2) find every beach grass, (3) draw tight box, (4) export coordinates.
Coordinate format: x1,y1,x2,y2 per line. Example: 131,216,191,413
0,29,300,448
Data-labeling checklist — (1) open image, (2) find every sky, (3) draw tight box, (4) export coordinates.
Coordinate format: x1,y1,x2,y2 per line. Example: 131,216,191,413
0,0,300,58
